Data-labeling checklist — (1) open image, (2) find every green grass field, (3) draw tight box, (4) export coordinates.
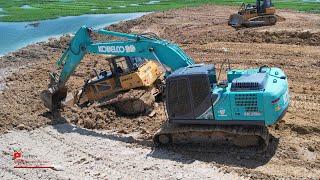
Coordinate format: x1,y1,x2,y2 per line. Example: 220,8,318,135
0,0,319,22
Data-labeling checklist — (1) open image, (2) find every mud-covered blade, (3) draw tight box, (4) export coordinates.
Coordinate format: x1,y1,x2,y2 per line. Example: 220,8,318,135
228,14,244,27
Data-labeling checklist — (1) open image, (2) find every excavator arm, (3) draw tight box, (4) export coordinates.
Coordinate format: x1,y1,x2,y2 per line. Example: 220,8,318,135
41,26,194,111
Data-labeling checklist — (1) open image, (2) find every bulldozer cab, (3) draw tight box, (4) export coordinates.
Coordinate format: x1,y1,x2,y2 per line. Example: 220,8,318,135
239,3,257,15
108,56,147,77
108,56,147,88
238,0,273,15
256,0,273,14
88,56,147,85
238,3,258,19
76,56,150,104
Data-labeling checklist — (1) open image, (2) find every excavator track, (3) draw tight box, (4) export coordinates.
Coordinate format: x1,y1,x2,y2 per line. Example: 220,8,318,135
153,122,270,152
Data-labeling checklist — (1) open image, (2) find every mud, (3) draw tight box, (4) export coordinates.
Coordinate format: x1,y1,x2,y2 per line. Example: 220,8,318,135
0,5,320,179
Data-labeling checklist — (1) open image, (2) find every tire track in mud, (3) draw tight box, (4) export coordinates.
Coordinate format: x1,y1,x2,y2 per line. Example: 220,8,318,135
290,93,320,112
38,128,102,160
0,125,243,179
15,126,136,179
0,130,69,180
0,167,26,180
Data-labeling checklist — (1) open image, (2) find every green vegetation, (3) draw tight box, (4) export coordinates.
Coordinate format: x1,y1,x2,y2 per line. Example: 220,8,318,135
0,0,319,22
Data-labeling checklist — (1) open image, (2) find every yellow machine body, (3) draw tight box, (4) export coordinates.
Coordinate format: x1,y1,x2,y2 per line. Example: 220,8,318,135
228,0,281,28
77,60,164,105
120,60,162,89
241,7,275,20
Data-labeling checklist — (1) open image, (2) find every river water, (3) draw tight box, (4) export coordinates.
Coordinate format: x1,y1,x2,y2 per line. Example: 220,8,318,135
0,13,146,56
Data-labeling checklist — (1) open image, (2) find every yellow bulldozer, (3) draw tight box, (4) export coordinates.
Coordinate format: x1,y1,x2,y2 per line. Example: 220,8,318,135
228,0,285,28
68,56,164,115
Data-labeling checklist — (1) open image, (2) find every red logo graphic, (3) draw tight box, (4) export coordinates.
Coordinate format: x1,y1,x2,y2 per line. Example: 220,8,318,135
11,147,54,169
13,151,22,160
12,148,22,160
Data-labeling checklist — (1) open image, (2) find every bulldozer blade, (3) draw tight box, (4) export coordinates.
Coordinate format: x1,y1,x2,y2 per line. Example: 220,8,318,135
228,14,244,28
40,87,67,112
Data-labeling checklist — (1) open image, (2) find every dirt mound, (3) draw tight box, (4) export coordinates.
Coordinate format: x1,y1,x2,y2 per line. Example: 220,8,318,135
222,30,320,46
61,103,165,138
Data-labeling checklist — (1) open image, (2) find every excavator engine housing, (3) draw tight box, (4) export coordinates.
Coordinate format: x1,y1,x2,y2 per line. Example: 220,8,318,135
154,64,289,150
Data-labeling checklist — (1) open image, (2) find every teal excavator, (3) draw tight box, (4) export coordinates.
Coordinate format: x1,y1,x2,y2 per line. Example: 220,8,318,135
41,26,289,150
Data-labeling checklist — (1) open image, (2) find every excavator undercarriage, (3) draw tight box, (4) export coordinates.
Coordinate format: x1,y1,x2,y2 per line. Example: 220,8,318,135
154,123,270,151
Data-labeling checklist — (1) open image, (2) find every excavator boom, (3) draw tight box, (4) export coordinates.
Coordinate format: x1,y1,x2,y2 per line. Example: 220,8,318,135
41,26,194,111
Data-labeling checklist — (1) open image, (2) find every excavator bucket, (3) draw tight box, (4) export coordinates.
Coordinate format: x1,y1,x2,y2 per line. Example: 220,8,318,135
228,14,244,28
40,87,67,112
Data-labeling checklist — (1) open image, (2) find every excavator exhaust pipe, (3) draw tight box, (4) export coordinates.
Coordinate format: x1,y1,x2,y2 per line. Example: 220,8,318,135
40,87,67,112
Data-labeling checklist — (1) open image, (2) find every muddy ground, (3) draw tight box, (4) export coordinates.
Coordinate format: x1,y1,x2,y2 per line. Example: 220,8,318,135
0,5,319,179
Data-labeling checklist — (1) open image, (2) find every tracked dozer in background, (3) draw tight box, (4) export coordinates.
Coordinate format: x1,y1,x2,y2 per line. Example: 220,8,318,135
41,26,289,151
228,0,285,28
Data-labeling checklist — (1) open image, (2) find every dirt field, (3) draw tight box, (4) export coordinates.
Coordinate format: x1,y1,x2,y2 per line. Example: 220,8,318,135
0,124,243,179
0,5,319,179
